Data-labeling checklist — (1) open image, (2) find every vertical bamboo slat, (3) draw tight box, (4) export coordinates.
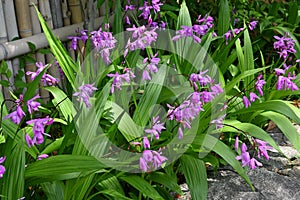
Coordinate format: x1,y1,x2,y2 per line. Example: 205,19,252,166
3,0,20,79
49,0,64,29
14,0,36,83
99,0,108,17
68,0,83,24
61,0,71,26
0,1,12,108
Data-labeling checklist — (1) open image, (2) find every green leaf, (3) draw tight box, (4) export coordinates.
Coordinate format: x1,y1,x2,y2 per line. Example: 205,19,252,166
222,120,281,152
35,7,78,89
45,86,75,122
97,0,106,8
217,0,230,36
41,137,64,154
25,155,105,183
234,100,300,125
225,67,269,93
260,111,300,153
113,0,123,35
133,65,167,126
1,137,25,199
23,66,48,101
243,28,254,90
197,134,254,190
27,42,37,51
119,175,163,200
148,172,183,195
176,0,192,30
41,181,65,200
180,155,207,200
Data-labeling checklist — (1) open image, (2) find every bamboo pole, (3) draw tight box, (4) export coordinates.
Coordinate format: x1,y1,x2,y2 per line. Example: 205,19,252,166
61,0,71,26
0,14,115,61
14,0,36,83
49,0,64,29
99,0,108,17
0,1,13,109
61,0,75,60
3,0,20,79
68,0,83,24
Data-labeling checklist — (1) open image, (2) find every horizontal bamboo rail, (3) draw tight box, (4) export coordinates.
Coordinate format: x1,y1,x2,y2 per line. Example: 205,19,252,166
0,14,114,61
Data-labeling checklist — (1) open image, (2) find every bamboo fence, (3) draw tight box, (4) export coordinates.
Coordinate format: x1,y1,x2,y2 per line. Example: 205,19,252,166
0,0,113,108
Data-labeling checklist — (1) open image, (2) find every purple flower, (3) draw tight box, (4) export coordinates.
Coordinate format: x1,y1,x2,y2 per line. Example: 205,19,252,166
273,33,296,60
67,36,80,50
4,95,25,124
276,73,299,91
139,1,152,19
139,157,148,172
243,96,251,108
124,25,158,57
255,75,266,96
107,68,135,93
142,53,160,80
255,139,273,160
26,62,58,86
236,143,251,167
151,0,163,13
210,114,226,129
4,107,25,124
26,116,54,147
248,20,258,31
37,154,49,160
143,137,150,149
234,136,239,151
0,156,6,178
144,116,165,140
73,83,97,108
178,127,183,140
25,134,34,147
249,92,259,102
249,158,263,169
139,149,167,172
90,28,117,64
223,28,244,44
27,95,40,114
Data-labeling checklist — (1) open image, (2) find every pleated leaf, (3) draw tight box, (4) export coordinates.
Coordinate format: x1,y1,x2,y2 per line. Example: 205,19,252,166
35,7,77,89
180,155,207,200
119,175,163,200
260,111,300,152
217,0,230,36
25,155,105,183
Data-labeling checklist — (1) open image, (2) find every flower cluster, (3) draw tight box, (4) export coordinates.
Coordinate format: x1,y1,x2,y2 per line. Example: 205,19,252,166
167,70,223,139
139,149,167,172
0,156,6,178
25,116,54,147
90,28,117,64
144,116,165,141
124,25,158,57
173,15,214,43
4,94,41,124
107,68,135,93
273,33,296,60
223,28,244,44
248,20,258,31
68,30,88,50
142,53,160,80
26,62,58,86
73,83,98,108
242,74,265,108
235,137,272,169
139,0,163,20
